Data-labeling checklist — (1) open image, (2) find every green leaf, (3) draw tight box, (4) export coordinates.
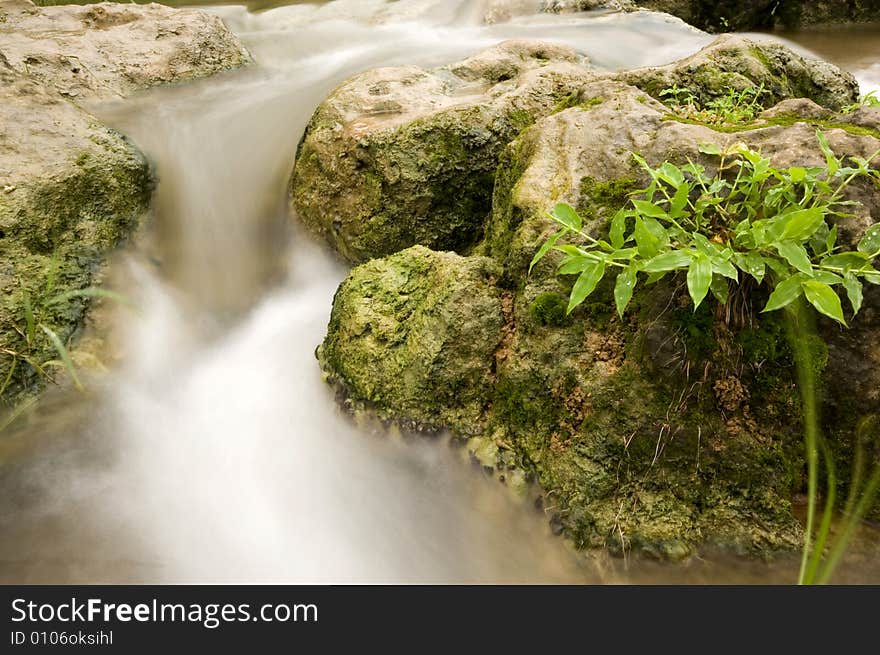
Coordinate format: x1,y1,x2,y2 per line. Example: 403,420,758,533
658,162,684,187
40,324,84,392
826,224,838,254
567,262,606,314
46,287,133,308
551,203,582,232
765,257,790,279
843,274,863,315
763,275,804,313
733,252,766,284
810,270,843,286
669,183,690,219
775,240,813,274
788,167,807,183
820,252,870,273
614,265,638,318
642,250,693,273
608,248,638,261
553,244,585,257
698,142,723,155
632,200,669,220
529,231,562,274
816,129,839,177
609,209,627,249
858,224,880,255
710,275,729,305
803,280,846,325
633,217,661,258
687,254,712,310
558,255,596,275
712,258,738,281
780,207,825,241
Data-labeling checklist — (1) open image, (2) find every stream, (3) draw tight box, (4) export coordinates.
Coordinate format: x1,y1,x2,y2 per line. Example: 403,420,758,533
0,1,878,584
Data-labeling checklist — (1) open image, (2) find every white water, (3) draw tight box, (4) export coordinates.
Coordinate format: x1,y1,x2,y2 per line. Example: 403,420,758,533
1,1,877,584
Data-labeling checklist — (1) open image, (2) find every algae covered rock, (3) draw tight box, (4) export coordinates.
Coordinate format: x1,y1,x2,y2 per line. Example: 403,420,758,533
0,58,153,403
290,40,595,263
319,246,505,433
618,34,859,111
0,0,252,102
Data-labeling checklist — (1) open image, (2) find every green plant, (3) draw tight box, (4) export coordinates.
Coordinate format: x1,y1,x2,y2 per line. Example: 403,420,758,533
660,84,768,125
1,285,131,399
843,90,880,114
530,130,880,583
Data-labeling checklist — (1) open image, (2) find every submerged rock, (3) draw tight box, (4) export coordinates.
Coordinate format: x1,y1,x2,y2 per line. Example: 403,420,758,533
290,40,596,263
313,39,880,557
0,0,252,102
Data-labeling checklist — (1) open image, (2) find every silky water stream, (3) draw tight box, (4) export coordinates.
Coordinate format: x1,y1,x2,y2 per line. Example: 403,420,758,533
0,1,878,584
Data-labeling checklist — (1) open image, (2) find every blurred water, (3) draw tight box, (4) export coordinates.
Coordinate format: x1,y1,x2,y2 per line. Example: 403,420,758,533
0,1,877,584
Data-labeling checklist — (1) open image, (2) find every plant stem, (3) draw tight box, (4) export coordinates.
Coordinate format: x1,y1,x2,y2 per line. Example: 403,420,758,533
784,299,820,585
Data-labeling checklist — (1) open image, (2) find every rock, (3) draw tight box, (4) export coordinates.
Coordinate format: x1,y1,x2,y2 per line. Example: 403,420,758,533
318,246,504,433
0,0,252,102
0,57,153,403
618,34,859,111
289,40,596,263
318,74,880,556
0,1,251,406
291,35,858,266
759,98,835,122
633,0,880,32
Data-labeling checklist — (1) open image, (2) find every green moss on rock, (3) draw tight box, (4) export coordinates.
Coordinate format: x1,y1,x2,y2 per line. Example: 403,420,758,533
319,246,505,433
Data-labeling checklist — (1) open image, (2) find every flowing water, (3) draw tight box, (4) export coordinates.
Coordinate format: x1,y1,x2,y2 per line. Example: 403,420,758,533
0,1,878,584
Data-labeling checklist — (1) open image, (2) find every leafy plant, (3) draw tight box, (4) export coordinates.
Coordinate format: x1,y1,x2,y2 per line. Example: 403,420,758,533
1,283,131,399
660,84,768,125
531,130,880,583
843,90,880,114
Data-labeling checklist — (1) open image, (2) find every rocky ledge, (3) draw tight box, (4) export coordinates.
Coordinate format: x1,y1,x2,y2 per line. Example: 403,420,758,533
295,35,880,559
0,1,251,407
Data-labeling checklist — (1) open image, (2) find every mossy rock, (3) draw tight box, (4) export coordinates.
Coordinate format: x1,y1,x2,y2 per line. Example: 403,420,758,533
0,60,153,406
618,34,859,112
319,246,505,433
290,40,596,263
315,45,879,557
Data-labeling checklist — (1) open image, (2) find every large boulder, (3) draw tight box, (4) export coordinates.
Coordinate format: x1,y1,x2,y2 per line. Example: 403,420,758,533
0,0,252,102
289,40,596,263
481,79,880,553
291,36,859,267
316,67,880,557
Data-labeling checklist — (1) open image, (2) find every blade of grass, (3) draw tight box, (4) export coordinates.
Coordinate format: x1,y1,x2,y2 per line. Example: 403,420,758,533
39,324,84,392
46,287,133,308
